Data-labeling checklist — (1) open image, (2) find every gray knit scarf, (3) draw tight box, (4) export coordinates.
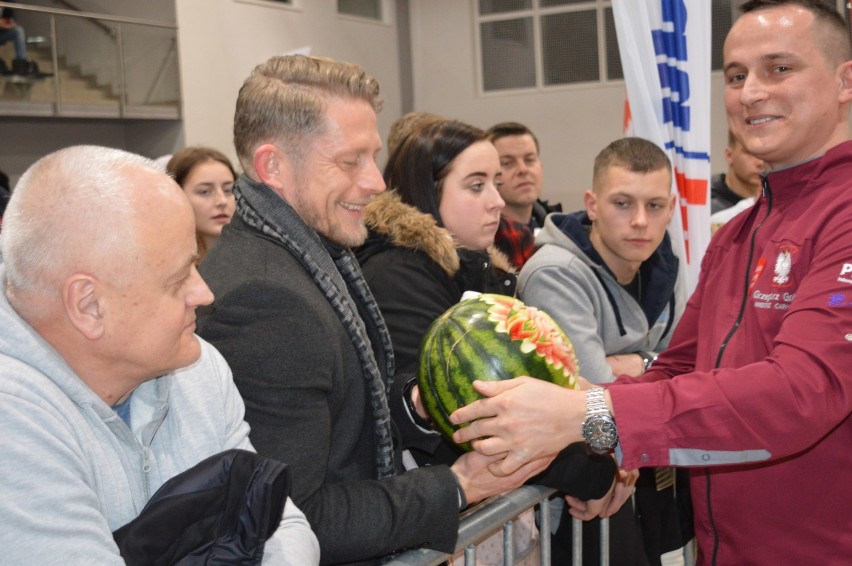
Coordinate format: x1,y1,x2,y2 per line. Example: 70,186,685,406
233,175,396,479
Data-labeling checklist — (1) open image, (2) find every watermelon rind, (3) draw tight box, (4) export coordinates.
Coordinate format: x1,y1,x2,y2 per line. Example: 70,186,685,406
417,293,579,451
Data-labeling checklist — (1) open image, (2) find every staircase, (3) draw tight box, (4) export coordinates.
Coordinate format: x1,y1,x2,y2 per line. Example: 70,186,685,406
3,44,116,102
1,40,120,108
1,26,179,120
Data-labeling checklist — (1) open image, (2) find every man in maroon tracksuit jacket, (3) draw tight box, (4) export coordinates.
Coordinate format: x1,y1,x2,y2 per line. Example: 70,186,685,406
452,2,852,564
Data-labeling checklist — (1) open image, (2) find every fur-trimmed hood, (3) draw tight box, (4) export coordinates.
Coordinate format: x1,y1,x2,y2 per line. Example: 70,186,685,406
360,190,514,277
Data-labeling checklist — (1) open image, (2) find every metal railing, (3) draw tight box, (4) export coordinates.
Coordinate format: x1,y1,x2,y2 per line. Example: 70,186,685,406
385,485,611,566
0,1,180,119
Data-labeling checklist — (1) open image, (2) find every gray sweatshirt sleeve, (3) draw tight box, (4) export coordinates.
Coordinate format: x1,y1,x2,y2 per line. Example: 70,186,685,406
262,497,321,565
0,390,129,564
518,257,618,384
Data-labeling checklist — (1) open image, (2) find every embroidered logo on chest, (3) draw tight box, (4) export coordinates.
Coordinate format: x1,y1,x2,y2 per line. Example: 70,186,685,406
752,246,798,310
772,249,792,286
770,246,798,288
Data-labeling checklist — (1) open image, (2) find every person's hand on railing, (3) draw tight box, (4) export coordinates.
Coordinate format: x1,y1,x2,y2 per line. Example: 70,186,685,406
450,449,553,507
564,480,615,521
449,377,586,476
564,466,638,521
603,467,639,517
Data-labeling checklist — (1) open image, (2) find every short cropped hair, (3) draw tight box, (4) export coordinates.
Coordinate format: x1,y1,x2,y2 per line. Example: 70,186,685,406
592,137,672,192
2,146,162,299
384,119,488,224
740,0,852,64
233,55,382,175
486,121,540,153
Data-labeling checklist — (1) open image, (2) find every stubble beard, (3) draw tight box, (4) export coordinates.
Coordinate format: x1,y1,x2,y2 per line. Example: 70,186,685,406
291,179,368,249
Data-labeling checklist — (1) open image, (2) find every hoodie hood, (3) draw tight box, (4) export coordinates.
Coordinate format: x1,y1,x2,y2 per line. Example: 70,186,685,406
537,211,604,270
0,264,168,426
536,211,679,330
0,266,106,410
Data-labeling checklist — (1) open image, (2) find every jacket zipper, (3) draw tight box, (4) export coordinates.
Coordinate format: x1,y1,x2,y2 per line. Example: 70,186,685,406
708,175,774,566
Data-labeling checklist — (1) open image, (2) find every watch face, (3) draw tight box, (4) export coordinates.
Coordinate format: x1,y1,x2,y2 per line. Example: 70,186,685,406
583,415,618,452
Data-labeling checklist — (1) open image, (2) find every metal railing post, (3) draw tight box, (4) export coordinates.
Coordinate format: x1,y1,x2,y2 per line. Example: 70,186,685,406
572,517,583,566
600,517,610,566
539,497,551,566
49,14,60,113
503,519,514,565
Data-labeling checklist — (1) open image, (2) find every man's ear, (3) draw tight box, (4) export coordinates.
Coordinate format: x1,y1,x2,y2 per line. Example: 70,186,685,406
584,189,598,221
62,274,104,340
666,193,677,220
252,144,291,192
838,60,852,104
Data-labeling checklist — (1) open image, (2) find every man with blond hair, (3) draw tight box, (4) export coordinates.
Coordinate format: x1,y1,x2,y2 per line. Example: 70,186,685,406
198,55,549,565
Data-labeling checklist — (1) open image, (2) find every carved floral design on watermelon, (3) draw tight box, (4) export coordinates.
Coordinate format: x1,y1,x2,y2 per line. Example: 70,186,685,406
483,294,578,378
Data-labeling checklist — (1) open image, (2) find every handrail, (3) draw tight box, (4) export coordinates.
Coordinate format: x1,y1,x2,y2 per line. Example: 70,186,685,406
385,485,557,566
51,0,115,37
0,1,176,29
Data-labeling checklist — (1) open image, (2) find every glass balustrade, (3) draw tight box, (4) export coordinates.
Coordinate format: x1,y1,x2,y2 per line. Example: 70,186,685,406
0,4,179,119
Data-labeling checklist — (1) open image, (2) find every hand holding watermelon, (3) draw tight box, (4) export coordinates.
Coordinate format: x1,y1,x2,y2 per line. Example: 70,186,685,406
417,293,581,451
451,377,588,476
449,448,553,506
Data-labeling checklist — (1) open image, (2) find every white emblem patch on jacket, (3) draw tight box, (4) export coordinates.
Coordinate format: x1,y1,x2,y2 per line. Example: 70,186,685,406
773,250,792,286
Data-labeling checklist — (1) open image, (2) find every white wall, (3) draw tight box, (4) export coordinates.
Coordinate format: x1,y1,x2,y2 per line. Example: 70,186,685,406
175,0,403,170
0,0,733,193
408,0,729,212
0,117,183,187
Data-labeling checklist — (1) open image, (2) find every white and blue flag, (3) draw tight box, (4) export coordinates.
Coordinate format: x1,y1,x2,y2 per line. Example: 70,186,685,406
614,0,712,292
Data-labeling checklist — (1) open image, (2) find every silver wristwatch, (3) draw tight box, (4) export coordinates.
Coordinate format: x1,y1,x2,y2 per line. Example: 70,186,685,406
582,387,618,453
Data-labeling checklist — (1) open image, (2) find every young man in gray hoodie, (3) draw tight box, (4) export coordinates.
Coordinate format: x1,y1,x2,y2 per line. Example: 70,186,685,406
518,137,689,566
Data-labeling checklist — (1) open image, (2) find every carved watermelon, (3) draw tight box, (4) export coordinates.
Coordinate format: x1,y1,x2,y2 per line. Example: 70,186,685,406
418,293,580,450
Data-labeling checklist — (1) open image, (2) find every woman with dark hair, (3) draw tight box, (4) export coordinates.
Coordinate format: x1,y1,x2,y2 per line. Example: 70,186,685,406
358,120,513,378
357,120,618,565
166,147,237,261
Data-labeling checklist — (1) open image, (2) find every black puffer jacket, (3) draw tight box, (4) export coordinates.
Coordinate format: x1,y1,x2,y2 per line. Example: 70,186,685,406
113,449,290,566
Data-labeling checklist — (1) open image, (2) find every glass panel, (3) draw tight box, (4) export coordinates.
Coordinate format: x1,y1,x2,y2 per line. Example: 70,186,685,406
338,0,382,20
478,0,532,16
481,17,536,91
121,23,180,115
541,10,598,85
0,9,55,105
54,14,121,112
604,7,623,80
